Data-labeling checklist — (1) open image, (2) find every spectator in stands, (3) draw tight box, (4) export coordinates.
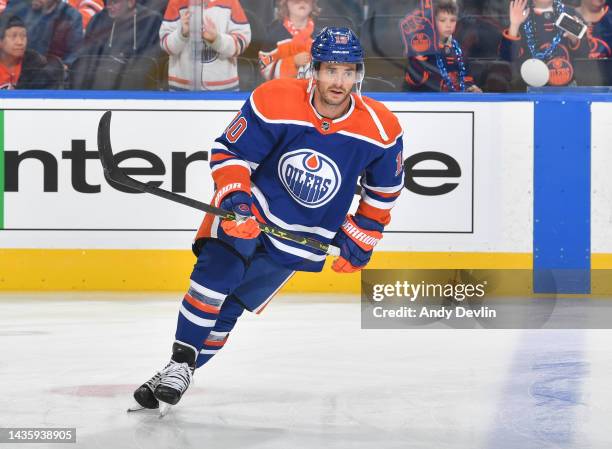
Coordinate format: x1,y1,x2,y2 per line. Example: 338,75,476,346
69,0,104,30
500,0,589,86
258,0,319,80
576,0,612,58
80,0,161,58
160,0,251,91
4,0,83,65
401,0,482,92
71,0,162,89
1,0,103,30
0,14,63,88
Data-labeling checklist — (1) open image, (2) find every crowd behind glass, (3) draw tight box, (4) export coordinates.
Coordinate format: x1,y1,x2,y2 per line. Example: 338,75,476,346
0,0,610,92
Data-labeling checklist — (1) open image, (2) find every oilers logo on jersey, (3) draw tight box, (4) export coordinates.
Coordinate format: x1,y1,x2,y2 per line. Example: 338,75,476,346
278,149,342,208
201,43,219,63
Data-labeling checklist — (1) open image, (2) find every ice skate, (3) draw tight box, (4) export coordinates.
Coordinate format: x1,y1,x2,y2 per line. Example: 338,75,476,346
153,342,196,413
128,371,162,412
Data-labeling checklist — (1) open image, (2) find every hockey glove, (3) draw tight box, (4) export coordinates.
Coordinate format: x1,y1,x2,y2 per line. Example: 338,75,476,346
331,214,383,273
220,191,261,239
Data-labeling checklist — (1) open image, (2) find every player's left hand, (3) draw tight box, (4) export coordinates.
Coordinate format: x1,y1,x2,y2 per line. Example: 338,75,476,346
331,214,383,273
220,191,261,239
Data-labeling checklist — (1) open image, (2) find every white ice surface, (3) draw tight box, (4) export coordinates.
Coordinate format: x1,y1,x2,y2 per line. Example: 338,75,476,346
0,293,610,449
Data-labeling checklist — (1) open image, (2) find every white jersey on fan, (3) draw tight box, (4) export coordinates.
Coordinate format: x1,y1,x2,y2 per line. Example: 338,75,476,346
160,0,251,91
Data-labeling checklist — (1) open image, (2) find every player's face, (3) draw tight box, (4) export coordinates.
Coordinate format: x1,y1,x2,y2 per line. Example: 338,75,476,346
316,62,357,106
287,0,313,21
435,11,457,41
0,27,27,59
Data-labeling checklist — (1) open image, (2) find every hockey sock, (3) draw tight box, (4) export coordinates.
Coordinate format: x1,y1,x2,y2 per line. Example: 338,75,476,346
195,295,245,368
175,240,248,352
175,279,227,351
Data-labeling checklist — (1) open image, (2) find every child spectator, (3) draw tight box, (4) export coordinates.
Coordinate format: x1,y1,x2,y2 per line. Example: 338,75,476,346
0,14,63,88
401,0,482,92
4,0,83,65
159,0,251,91
500,0,589,86
576,0,612,58
258,0,320,80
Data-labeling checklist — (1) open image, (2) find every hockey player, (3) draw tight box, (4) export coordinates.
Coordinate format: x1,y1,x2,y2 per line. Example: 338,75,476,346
132,27,404,412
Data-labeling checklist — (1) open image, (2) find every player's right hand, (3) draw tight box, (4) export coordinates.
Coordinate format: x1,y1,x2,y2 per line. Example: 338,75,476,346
220,191,261,239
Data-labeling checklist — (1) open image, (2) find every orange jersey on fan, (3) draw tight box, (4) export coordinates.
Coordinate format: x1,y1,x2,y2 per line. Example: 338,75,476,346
258,19,314,80
0,61,22,89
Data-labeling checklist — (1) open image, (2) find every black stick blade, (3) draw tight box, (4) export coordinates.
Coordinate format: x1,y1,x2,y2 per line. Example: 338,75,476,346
97,110,113,174
97,110,138,191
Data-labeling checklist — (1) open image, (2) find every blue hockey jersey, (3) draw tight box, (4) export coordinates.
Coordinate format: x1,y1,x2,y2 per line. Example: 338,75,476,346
196,78,405,272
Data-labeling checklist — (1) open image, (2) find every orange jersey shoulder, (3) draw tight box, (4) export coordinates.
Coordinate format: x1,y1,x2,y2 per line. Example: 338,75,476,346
250,78,311,122
348,95,403,146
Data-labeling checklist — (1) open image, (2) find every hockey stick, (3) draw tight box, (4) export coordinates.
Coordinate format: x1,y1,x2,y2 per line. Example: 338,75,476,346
97,111,340,257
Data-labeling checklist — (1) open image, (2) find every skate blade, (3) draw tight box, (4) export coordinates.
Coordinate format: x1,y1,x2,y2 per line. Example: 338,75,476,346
127,403,158,413
158,402,172,418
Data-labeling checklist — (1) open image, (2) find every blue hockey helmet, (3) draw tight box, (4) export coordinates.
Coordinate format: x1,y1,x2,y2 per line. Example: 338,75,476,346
310,27,365,86
311,27,364,65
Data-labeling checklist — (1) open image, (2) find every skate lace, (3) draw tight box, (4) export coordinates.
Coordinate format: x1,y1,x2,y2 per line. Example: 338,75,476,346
144,372,162,391
158,361,193,392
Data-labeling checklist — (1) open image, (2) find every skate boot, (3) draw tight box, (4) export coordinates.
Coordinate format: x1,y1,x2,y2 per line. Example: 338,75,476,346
132,371,162,410
154,342,196,406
